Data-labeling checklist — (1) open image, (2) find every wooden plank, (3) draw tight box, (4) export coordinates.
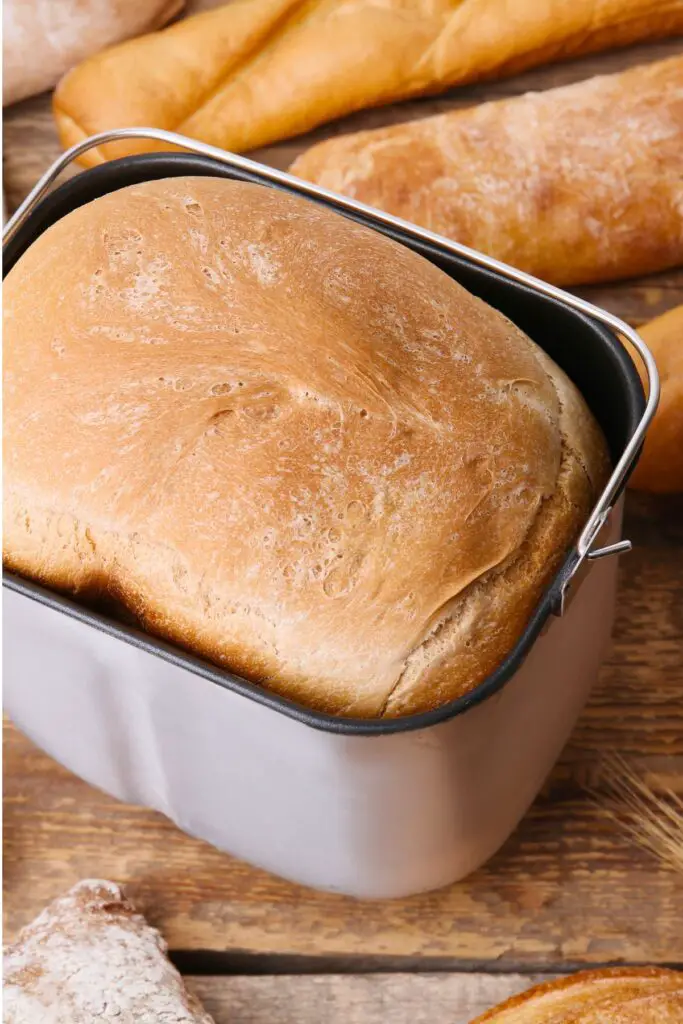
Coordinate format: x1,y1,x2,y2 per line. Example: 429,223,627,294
184,973,551,1024
2,94,79,213
4,492,682,966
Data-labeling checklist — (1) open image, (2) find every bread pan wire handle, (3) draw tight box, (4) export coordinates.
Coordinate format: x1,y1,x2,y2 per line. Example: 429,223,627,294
3,127,660,617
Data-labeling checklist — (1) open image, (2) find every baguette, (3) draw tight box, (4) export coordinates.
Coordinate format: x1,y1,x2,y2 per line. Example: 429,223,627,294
3,0,184,107
3,880,214,1023
53,0,683,168
3,176,609,718
628,305,683,494
291,56,683,288
471,966,683,1022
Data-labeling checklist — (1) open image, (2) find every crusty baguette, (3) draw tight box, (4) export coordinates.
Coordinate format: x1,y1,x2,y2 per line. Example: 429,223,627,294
628,305,683,494
3,0,184,107
52,0,683,168
471,966,683,1022
3,879,214,1023
291,56,683,288
3,176,609,718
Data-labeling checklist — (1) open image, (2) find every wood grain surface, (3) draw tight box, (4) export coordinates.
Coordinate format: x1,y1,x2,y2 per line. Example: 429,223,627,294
185,973,550,1024
3,30,683,1020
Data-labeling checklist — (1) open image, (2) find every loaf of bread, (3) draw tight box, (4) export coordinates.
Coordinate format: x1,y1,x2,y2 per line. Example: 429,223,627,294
52,0,683,168
3,879,214,1023
3,177,610,717
291,56,683,288
3,0,184,107
472,966,683,1022
628,305,683,494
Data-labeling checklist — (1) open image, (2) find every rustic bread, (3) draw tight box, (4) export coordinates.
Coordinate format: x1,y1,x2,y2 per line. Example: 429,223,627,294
291,56,683,288
3,879,214,1023
2,177,609,717
3,0,183,107
471,966,683,1022
627,305,683,494
52,0,683,168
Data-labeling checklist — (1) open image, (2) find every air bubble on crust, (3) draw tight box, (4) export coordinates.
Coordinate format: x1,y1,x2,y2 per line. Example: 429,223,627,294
244,404,280,423
345,500,367,523
202,266,220,286
103,227,142,264
207,409,235,436
322,553,365,598
183,198,203,217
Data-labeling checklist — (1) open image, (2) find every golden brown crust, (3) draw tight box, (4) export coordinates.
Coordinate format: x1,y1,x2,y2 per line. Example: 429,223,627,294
292,56,683,288
628,305,683,494
471,966,683,1022
386,348,610,716
52,0,683,168
3,177,608,717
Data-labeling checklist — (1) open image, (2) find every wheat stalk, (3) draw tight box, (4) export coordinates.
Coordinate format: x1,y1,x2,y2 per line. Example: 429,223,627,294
597,753,683,873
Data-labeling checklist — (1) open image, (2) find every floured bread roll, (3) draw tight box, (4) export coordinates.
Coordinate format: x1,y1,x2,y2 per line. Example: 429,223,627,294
291,56,683,288
3,0,184,106
2,177,610,717
471,966,683,1022
3,879,214,1023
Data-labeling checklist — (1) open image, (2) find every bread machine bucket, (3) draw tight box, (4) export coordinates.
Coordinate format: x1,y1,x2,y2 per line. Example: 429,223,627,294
3,129,657,898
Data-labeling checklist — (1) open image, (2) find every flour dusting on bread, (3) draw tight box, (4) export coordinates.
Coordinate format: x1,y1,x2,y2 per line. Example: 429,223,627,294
3,879,214,1023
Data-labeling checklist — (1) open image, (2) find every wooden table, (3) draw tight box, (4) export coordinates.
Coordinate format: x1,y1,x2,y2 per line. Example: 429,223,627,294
3,35,683,1024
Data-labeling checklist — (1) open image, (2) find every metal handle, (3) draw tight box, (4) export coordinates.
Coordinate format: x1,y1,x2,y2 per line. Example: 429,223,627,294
3,127,660,614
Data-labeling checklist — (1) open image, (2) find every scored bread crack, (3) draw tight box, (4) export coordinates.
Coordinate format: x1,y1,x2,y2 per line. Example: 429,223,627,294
380,355,597,717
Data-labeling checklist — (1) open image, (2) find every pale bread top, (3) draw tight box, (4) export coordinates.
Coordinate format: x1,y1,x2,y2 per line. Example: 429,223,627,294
3,177,609,717
3,0,183,106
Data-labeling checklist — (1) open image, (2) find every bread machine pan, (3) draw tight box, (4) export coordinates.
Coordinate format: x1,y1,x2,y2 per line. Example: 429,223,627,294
3,129,656,897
